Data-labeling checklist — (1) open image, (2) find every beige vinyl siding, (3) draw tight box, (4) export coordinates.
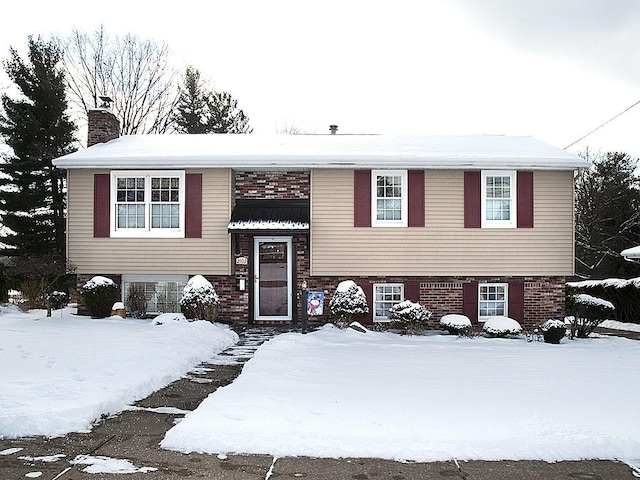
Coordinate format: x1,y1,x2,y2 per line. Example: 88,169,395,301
311,169,575,276
67,169,231,275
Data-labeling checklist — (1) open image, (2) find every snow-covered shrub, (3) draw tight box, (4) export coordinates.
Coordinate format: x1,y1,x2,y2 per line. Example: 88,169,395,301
540,319,566,344
566,293,615,339
126,284,147,319
48,291,68,310
152,312,188,325
388,300,432,335
329,280,369,328
482,316,522,338
180,275,220,321
81,276,117,318
439,314,472,335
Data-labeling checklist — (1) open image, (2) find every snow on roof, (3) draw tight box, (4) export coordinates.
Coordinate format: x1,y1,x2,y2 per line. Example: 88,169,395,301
621,245,640,259
53,134,588,170
228,220,309,230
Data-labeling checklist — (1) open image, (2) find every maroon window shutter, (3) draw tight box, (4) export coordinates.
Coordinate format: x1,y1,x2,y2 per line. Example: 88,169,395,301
94,174,110,238
464,171,481,228
185,173,202,238
517,171,534,228
404,281,421,303
354,170,371,227
463,282,479,323
508,281,525,323
361,282,374,324
407,170,425,227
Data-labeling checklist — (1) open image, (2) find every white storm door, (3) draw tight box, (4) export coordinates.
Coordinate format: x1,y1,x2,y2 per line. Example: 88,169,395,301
254,237,292,321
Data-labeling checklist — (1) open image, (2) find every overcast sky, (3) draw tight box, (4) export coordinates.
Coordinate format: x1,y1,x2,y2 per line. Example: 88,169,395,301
1,0,639,157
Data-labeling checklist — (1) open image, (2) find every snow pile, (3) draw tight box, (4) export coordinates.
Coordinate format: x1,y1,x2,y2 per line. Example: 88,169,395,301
161,328,640,461
601,320,640,332
72,455,157,474
0,307,237,438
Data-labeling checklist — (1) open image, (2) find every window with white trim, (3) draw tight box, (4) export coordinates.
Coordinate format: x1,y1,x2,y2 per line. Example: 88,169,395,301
478,283,508,321
111,170,185,237
122,274,188,314
374,283,404,321
372,170,408,227
481,170,516,228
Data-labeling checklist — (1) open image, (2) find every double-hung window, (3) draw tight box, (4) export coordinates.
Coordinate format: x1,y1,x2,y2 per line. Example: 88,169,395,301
372,170,408,227
373,283,404,322
478,283,508,321
111,170,185,237
481,170,516,228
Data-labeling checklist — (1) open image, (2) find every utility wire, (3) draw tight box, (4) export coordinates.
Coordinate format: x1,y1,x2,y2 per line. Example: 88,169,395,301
564,98,640,150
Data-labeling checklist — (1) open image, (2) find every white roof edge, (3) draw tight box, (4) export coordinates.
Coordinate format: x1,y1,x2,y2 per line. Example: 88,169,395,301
621,245,640,259
52,134,589,170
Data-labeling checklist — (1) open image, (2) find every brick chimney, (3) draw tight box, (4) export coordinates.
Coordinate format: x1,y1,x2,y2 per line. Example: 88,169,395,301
87,97,120,147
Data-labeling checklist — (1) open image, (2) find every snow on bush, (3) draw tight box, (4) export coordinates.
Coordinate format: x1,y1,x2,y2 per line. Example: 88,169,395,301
482,316,522,337
388,300,431,335
329,280,369,327
81,276,118,319
540,319,566,332
152,312,188,325
439,314,472,335
180,275,220,321
566,293,615,338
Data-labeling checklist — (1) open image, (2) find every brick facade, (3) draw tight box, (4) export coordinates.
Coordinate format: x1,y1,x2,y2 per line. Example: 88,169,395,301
234,171,310,199
87,109,120,147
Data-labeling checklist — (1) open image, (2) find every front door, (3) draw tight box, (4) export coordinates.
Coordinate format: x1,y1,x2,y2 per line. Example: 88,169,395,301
254,237,292,321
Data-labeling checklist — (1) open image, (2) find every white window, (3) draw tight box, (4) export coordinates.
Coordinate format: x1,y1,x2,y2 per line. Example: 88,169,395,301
478,283,508,321
372,170,408,227
373,283,404,322
111,170,185,237
481,170,516,228
122,274,188,315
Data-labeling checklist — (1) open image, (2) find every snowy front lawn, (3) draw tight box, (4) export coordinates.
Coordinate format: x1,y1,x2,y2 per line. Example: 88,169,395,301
0,306,237,438
162,325,640,463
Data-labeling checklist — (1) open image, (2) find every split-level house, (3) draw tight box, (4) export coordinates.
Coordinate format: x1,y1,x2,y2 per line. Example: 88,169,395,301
53,108,588,327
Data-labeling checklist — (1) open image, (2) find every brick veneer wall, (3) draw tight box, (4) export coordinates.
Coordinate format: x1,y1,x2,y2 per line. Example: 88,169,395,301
87,109,120,147
234,171,310,199
271,275,566,329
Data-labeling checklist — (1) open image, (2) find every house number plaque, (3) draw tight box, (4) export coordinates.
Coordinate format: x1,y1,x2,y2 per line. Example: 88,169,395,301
235,256,248,265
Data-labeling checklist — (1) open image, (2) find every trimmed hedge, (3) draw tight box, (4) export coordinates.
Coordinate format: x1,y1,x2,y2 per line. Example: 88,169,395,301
567,279,639,324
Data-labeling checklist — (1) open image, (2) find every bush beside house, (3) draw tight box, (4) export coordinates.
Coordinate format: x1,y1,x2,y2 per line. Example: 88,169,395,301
81,276,117,318
388,300,432,335
180,275,220,321
329,280,369,328
566,293,615,338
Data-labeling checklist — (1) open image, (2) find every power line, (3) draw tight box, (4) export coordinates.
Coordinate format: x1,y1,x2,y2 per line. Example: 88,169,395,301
564,98,640,150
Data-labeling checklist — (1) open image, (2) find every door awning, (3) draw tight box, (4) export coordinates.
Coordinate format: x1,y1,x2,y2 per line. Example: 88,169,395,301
228,198,310,232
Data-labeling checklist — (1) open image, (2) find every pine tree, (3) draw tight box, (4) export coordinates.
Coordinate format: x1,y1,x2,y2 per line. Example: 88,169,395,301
173,66,252,134
207,91,253,134
172,67,211,134
0,36,77,257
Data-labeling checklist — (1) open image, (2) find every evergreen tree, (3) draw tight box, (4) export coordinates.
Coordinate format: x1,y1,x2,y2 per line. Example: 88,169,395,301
0,36,76,257
172,66,211,134
173,66,252,134
207,90,253,134
575,151,640,279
